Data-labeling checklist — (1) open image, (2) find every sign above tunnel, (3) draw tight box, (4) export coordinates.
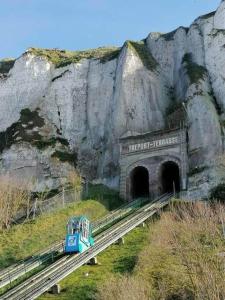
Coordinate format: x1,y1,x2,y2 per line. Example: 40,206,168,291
121,135,179,155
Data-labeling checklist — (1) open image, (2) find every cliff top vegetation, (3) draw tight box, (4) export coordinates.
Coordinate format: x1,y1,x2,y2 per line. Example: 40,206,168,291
26,46,121,68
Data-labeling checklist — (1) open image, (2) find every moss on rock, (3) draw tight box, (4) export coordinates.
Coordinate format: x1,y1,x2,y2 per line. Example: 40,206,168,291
166,101,184,116
0,109,45,153
0,59,15,73
51,150,77,165
20,108,45,127
182,53,207,84
0,58,15,75
0,108,70,153
33,137,69,150
211,29,225,38
126,40,158,71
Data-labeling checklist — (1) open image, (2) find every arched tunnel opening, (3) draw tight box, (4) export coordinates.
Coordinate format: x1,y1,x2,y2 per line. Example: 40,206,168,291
131,166,149,199
161,161,180,194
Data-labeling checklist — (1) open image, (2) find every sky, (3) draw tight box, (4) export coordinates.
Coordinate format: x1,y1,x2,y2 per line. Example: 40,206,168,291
0,0,221,59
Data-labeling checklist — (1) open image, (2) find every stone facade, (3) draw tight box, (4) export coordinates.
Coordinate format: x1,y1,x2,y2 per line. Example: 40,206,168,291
119,128,188,201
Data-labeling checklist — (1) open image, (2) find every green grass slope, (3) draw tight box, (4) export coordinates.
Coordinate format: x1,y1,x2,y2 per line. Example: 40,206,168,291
0,200,107,268
37,201,225,300
38,226,149,300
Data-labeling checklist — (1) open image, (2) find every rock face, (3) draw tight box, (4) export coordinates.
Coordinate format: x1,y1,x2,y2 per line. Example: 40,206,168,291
0,1,225,197
214,0,225,29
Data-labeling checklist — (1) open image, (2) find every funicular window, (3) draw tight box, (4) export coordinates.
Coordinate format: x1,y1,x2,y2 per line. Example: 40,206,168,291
86,220,89,238
67,219,81,235
73,221,80,234
67,223,73,235
82,219,89,239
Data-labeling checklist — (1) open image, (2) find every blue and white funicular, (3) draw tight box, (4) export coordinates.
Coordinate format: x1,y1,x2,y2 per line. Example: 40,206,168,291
65,216,94,253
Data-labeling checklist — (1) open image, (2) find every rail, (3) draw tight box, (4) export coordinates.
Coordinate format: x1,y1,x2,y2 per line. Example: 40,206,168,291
0,194,171,300
0,197,147,289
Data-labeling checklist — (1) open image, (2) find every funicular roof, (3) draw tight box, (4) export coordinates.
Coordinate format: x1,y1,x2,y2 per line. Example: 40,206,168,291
67,216,88,223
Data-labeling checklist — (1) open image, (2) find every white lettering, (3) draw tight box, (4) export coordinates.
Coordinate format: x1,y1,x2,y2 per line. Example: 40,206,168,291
127,135,179,153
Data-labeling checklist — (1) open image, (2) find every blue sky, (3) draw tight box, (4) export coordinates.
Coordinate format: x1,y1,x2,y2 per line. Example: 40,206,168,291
0,0,221,59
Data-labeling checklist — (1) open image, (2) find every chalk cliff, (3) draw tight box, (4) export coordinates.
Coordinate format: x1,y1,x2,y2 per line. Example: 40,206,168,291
0,1,225,198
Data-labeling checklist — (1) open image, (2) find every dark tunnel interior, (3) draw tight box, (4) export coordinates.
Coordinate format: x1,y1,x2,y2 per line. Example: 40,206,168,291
161,161,180,194
131,166,149,199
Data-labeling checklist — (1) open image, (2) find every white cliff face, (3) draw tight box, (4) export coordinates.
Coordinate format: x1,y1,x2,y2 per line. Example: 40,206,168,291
0,1,225,196
186,81,222,165
0,143,74,191
145,1,225,197
0,43,170,190
112,47,167,136
214,0,225,29
0,54,52,130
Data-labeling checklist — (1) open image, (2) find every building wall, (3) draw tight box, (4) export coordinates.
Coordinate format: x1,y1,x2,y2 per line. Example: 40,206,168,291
119,128,188,201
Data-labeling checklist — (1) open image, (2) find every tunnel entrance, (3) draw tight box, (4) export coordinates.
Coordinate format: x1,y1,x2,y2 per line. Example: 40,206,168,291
131,166,149,199
161,161,180,194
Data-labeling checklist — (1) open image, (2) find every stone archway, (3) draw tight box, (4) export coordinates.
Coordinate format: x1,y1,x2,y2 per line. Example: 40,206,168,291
119,128,188,201
160,161,180,194
130,166,149,199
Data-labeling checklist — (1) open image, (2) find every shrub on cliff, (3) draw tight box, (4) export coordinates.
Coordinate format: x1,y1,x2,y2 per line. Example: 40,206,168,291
0,175,31,229
210,183,225,204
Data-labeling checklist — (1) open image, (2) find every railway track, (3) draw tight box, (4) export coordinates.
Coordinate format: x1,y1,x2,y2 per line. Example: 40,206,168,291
0,197,146,289
0,193,171,300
